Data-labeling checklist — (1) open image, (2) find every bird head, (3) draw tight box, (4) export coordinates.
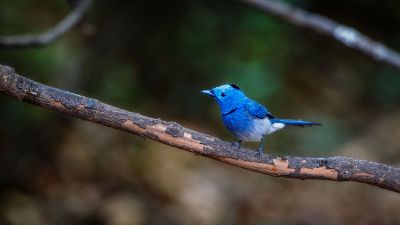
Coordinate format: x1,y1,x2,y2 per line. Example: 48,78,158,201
201,84,247,114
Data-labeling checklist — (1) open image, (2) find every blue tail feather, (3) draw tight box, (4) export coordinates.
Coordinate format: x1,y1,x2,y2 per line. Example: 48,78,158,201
271,118,321,127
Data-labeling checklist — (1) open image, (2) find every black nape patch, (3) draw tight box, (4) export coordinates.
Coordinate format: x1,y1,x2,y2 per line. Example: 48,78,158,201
230,84,240,90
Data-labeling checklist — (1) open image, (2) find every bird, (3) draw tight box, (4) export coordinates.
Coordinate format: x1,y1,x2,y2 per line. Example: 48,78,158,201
201,84,321,156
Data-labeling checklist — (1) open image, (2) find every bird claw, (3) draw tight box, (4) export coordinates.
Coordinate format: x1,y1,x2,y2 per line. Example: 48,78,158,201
231,141,241,149
255,148,263,157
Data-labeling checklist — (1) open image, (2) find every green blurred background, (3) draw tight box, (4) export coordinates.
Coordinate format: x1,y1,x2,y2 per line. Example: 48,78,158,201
1,0,400,224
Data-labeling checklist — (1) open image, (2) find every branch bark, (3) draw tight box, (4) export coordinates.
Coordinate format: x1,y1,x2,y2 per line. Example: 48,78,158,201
0,0,93,48
242,0,400,71
0,64,399,193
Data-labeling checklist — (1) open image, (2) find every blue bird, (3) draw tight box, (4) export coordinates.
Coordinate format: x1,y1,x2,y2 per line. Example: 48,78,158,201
202,84,321,156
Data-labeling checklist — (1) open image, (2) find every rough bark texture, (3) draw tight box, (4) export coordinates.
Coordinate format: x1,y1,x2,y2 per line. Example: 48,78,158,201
0,0,93,48
243,0,400,71
1,64,400,193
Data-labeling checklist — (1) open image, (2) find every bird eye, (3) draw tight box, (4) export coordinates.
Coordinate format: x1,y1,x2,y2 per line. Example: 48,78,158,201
221,92,226,97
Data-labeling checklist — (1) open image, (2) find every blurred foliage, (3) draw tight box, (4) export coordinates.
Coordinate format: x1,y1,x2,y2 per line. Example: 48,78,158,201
1,0,400,224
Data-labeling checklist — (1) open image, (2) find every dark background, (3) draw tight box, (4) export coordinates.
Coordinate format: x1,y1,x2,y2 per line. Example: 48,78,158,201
1,0,400,224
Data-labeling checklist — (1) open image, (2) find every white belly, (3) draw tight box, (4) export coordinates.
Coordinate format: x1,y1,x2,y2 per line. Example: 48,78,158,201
237,118,285,142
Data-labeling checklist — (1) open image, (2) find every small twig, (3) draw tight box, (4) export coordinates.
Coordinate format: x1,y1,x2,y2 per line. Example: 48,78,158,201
242,0,400,71
0,0,93,48
0,64,399,193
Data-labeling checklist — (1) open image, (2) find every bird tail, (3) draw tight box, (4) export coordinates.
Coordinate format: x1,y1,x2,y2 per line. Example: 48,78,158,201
271,118,321,127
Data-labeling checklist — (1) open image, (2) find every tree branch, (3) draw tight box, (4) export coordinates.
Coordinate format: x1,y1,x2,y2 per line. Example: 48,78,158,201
0,0,93,48
0,64,399,193
242,0,400,71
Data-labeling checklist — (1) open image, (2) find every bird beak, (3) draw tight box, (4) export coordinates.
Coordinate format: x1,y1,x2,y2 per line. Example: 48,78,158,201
201,89,215,97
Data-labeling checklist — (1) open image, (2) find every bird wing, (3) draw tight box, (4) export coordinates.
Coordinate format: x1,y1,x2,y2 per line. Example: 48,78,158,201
245,100,275,119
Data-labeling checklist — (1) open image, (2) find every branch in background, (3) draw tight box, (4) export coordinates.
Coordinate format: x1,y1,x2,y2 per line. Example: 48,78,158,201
0,0,93,48
0,65,399,193
242,0,400,71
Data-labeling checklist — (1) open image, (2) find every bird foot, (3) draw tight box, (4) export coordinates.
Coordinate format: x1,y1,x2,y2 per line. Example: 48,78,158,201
231,141,241,149
255,148,263,157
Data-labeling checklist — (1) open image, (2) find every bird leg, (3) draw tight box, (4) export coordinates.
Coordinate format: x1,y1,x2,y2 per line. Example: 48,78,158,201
256,136,266,157
231,140,242,149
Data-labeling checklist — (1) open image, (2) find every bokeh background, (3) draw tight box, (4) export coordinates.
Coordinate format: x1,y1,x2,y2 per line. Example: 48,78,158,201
1,0,400,224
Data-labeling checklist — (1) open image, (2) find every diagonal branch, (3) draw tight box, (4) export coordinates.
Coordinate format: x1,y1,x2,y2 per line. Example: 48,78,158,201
0,0,93,48
0,64,399,193
242,0,400,71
